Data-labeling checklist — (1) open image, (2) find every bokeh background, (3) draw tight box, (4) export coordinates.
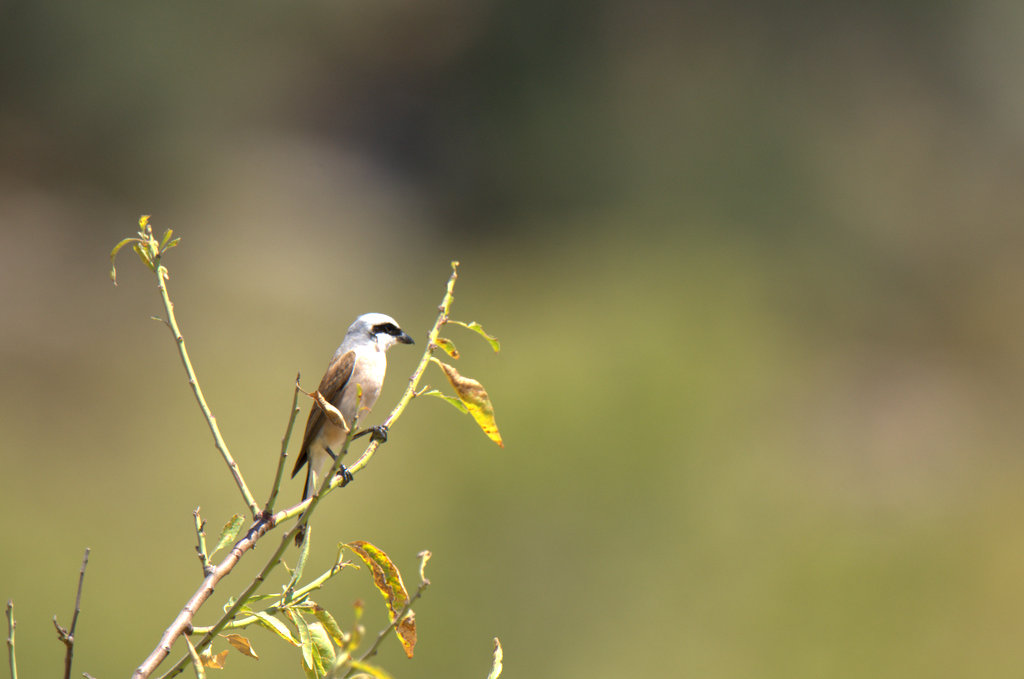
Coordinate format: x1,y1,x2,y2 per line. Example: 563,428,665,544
4,1,1024,677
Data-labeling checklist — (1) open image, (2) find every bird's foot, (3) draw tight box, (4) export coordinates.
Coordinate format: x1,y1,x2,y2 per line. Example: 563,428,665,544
353,424,389,444
335,464,354,486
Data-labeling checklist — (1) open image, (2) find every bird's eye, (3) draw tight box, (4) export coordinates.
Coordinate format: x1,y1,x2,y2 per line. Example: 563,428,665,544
372,323,402,336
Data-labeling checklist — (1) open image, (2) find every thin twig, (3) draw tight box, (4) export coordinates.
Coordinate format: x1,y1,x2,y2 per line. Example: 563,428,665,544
53,549,90,679
6,601,17,679
154,268,260,518
193,509,212,577
263,374,303,515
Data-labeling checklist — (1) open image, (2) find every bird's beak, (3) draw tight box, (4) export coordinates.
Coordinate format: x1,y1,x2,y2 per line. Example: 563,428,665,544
398,331,414,345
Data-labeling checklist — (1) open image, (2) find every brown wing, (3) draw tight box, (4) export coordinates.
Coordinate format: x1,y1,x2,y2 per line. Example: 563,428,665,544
291,349,356,478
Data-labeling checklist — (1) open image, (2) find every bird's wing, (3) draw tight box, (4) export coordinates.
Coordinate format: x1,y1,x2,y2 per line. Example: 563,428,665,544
291,349,356,478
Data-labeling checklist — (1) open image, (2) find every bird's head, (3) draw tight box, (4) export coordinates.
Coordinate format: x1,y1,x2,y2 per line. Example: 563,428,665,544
349,312,415,352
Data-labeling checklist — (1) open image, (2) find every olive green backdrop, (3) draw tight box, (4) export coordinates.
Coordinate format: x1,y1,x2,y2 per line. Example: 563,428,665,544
3,2,1024,677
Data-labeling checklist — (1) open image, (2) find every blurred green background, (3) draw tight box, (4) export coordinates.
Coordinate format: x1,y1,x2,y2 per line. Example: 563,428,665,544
4,1,1024,677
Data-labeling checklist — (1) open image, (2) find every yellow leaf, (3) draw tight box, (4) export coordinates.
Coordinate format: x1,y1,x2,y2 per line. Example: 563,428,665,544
432,360,504,447
221,634,259,659
434,337,460,359
345,541,416,658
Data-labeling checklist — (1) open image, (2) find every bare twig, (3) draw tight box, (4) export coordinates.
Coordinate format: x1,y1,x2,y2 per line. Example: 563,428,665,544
193,509,212,577
264,374,303,515
6,601,17,679
53,548,90,679
155,269,260,518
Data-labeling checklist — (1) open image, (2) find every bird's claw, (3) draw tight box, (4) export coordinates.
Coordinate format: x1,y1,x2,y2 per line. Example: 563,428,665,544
335,464,354,486
368,424,389,444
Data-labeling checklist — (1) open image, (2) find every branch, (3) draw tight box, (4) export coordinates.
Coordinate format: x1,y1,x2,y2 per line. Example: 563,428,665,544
193,509,212,577
6,601,16,679
263,374,303,515
53,548,89,679
132,261,463,679
155,269,260,518
131,515,280,679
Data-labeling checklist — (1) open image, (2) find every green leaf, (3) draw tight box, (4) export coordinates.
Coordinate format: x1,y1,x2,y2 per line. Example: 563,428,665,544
253,611,299,646
159,228,175,250
312,606,348,647
448,320,500,352
211,514,245,556
434,337,460,359
109,237,139,285
287,609,316,674
308,621,336,668
183,635,207,679
486,638,504,679
132,242,155,271
344,541,416,658
423,389,469,414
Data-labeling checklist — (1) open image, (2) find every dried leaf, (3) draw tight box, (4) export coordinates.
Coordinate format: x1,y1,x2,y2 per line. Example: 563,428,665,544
434,337,460,359
345,541,416,658
314,391,350,431
221,634,259,659
432,359,504,447
200,648,228,670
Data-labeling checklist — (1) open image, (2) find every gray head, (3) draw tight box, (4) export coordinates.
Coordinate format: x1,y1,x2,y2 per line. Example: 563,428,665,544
345,312,414,352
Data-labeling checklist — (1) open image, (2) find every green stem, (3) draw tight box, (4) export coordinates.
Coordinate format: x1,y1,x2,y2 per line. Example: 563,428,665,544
264,375,302,515
154,265,260,517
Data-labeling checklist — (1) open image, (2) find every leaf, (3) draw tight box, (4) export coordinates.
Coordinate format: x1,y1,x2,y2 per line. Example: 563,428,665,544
132,242,155,271
211,514,245,556
314,391,350,431
308,621,337,668
183,636,207,679
417,550,432,584
448,320,500,352
253,611,299,646
159,228,175,250
344,541,416,658
287,610,318,675
486,638,504,679
312,606,349,647
221,634,258,659
109,237,138,285
423,389,469,414
432,359,504,447
434,337,460,359
200,648,228,670
346,659,395,679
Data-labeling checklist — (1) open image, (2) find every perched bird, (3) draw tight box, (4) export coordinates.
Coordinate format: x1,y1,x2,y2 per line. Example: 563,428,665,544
292,313,414,506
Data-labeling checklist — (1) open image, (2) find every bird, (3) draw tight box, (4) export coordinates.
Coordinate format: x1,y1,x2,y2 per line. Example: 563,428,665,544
292,313,414,508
